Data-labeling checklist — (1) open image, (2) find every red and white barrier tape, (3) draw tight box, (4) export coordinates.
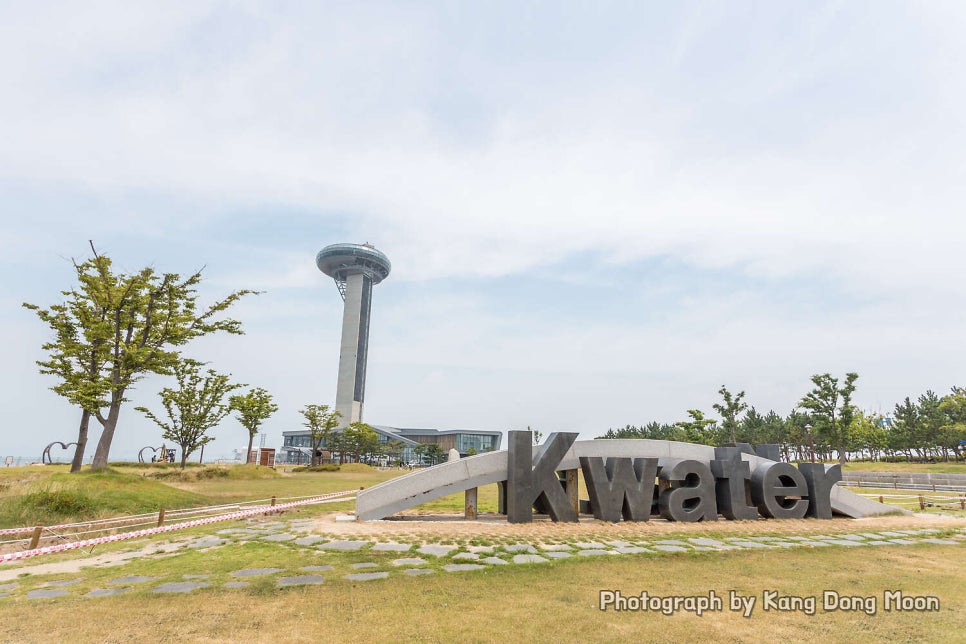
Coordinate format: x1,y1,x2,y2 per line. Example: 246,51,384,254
0,490,356,564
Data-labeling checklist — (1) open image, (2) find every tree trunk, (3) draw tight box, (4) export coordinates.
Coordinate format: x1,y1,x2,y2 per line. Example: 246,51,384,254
180,450,188,470
246,433,255,464
91,400,123,470
70,410,92,473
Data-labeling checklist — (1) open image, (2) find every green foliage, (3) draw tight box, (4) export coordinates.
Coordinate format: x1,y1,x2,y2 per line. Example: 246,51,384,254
299,404,342,466
229,387,278,462
23,245,257,470
798,372,859,464
135,360,244,469
413,442,445,465
712,385,747,444
341,422,383,464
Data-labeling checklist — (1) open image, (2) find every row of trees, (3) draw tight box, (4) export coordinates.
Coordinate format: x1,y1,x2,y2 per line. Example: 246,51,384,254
599,374,966,463
24,245,269,471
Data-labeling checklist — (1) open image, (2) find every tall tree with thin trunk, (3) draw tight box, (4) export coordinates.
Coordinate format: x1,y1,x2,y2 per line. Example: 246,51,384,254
712,385,748,444
24,243,256,470
798,372,858,464
299,404,342,466
135,360,243,469
229,388,278,464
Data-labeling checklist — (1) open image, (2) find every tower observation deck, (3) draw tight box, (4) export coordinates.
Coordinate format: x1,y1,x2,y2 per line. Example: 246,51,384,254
316,243,392,425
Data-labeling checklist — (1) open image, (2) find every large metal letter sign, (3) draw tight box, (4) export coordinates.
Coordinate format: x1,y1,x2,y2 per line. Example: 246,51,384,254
579,457,658,522
507,431,578,523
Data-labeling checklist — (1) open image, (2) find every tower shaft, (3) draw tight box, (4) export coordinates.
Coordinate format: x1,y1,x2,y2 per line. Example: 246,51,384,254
335,272,373,425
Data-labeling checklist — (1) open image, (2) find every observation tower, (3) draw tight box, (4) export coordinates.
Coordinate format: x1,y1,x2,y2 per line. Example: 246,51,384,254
316,243,392,425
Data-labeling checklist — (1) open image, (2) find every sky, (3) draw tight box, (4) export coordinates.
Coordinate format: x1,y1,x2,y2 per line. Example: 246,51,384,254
2,1,965,462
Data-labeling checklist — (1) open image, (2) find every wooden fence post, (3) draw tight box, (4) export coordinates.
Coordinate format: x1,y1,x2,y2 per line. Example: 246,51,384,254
157,508,166,527
28,524,43,550
918,495,925,510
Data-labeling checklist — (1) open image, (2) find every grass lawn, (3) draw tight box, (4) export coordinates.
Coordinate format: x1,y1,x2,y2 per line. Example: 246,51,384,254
1,543,962,643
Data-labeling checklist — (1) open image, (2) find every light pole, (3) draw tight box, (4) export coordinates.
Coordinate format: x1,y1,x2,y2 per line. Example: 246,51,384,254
805,424,815,463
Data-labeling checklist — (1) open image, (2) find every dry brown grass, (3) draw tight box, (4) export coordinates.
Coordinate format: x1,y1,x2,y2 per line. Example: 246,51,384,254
1,545,962,643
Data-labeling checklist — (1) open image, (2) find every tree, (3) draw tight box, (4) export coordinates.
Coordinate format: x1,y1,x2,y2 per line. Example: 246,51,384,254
229,388,278,464
24,245,255,470
528,426,544,445
299,404,342,466
342,422,381,463
798,372,858,464
414,443,445,466
712,385,748,444
938,387,966,461
674,409,718,445
135,360,242,469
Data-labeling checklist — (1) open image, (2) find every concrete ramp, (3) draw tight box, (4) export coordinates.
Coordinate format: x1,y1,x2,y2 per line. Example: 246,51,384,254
356,439,903,521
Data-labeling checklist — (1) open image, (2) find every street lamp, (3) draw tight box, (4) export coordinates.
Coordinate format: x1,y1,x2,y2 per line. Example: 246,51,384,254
805,424,815,463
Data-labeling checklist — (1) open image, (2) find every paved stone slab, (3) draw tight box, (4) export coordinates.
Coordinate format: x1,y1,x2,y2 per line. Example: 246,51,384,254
730,541,774,549
689,538,725,547
504,544,538,553
417,544,457,557
467,545,494,554
86,588,131,597
878,531,907,538
482,557,508,565
768,541,799,548
230,568,284,577
262,533,297,542
183,574,212,579
544,551,573,559
859,533,884,539
392,558,428,567
539,544,572,552
301,565,334,572
278,575,324,587
714,545,744,550
652,545,689,553
692,546,715,551
372,542,412,552
920,538,959,545
223,581,251,589
512,554,549,564
403,569,435,576
607,540,634,547
824,539,865,547
0,583,18,591
866,540,894,546
294,536,325,546
217,529,250,535
888,539,916,545
0,592,12,598
152,582,210,593
615,546,648,554
108,576,157,585
442,564,486,572
188,537,227,549
345,572,389,581
655,540,690,546
452,552,480,560
573,542,606,549
799,541,831,547
351,562,378,569
837,534,866,541
28,589,68,599
43,579,83,587
319,540,369,551
577,549,614,556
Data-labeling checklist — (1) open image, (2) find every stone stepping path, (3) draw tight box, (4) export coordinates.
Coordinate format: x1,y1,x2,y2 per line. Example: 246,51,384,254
302,565,334,572
152,582,210,593
392,558,427,567
417,544,457,557
28,589,68,599
578,549,614,556
318,540,369,551
350,563,378,569
262,533,297,542
442,564,485,572
294,536,325,546
86,588,131,597
345,572,388,581
43,579,83,587
231,568,284,577
403,569,434,576
512,554,548,564
372,542,412,552
278,575,324,587
108,576,157,585
482,557,508,565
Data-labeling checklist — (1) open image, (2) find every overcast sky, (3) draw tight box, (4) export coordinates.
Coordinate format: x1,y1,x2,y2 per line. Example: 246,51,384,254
2,2,964,461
